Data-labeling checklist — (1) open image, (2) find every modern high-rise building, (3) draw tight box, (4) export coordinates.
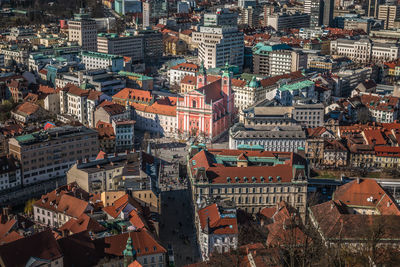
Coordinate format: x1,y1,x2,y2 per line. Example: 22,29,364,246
142,1,151,28
252,43,307,76
142,0,168,27
322,0,334,26
192,9,244,69
366,0,382,17
378,5,400,29
304,0,323,27
239,6,262,27
68,8,98,51
304,0,334,27
97,33,144,62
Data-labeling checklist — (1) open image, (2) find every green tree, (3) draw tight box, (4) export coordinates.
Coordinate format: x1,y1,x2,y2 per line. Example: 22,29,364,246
24,198,36,215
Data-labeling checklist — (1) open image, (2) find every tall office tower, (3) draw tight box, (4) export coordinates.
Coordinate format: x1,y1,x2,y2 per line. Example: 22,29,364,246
239,6,262,27
304,0,323,27
192,9,244,70
322,0,334,26
367,0,382,17
238,0,257,8
304,0,333,27
378,5,400,29
143,1,151,28
68,8,97,51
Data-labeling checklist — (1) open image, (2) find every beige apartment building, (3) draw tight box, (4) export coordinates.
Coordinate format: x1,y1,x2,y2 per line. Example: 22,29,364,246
8,126,99,185
378,5,400,29
188,146,308,216
68,10,98,51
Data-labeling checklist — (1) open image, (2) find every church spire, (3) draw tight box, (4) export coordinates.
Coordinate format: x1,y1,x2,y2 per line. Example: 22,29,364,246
197,60,207,88
123,234,136,267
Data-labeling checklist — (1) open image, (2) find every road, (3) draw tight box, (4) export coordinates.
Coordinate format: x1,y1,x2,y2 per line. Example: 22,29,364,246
159,189,200,267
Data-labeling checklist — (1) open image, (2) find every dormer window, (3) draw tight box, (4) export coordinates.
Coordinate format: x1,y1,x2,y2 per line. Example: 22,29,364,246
260,176,265,182
243,176,248,182
252,176,256,182
269,176,273,182
227,177,231,183
235,176,239,182
277,176,281,182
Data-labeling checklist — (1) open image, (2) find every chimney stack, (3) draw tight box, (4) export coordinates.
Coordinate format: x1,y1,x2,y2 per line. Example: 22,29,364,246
357,178,360,184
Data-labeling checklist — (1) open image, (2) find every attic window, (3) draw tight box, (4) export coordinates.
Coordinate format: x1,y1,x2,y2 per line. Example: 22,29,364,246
235,177,239,182
192,160,196,166
244,177,248,182
268,176,273,182
252,176,256,182
153,246,157,251
227,177,231,183
145,247,149,252
260,176,265,182
277,176,281,181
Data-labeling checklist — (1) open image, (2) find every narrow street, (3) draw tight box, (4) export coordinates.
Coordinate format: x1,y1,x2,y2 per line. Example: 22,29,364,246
159,189,200,267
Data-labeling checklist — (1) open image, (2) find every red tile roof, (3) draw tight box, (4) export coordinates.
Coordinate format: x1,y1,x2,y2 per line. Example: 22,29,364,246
0,231,23,245
65,84,89,97
39,85,57,94
259,71,304,87
333,179,400,215
198,203,238,235
171,62,199,72
310,200,400,241
0,229,62,266
103,229,166,257
375,146,400,158
196,78,222,103
101,103,126,115
59,213,106,234
128,260,143,267
190,149,305,184
232,79,247,88
0,215,17,242
34,183,91,219
113,88,153,103
14,102,40,116
363,129,387,145
361,94,399,112
181,75,196,85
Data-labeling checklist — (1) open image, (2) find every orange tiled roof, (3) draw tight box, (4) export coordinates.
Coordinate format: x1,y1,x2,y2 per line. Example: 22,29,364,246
59,213,106,234
198,203,238,235
39,85,57,94
113,88,153,103
103,229,166,257
34,183,91,219
181,75,196,85
363,129,387,145
334,179,400,215
14,102,40,116
171,62,199,71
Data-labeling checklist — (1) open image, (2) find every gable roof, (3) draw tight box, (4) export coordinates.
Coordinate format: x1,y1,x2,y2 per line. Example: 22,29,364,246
196,79,222,103
309,200,400,241
101,229,166,257
14,102,40,116
59,213,106,234
333,179,400,215
0,229,62,267
198,203,238,235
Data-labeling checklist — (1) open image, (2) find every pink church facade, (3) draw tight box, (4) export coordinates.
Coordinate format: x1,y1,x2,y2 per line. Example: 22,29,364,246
177,64,235,141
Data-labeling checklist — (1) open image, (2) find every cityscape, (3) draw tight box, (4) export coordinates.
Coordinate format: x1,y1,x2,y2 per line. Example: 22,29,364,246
0,0,400,266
